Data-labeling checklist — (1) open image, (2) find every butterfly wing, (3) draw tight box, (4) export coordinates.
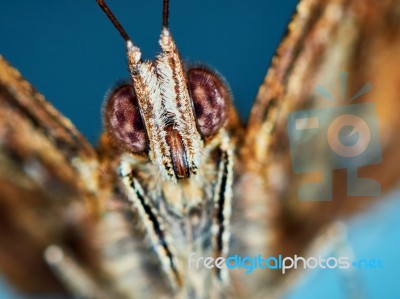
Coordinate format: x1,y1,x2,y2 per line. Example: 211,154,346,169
236,0,400,294
0,55,113,295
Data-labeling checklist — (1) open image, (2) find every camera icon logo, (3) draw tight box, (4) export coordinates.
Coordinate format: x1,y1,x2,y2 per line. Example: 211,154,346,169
287,73,382,201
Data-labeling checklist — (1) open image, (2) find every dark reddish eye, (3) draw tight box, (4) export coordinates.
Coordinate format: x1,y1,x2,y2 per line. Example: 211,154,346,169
104,84,148,153
187,67,230,137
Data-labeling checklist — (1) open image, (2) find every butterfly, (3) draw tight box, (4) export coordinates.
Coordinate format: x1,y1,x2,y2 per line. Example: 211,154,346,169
0,0,399,298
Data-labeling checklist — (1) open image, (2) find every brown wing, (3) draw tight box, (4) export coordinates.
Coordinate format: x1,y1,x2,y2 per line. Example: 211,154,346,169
235,0,400,294
0,55,111,295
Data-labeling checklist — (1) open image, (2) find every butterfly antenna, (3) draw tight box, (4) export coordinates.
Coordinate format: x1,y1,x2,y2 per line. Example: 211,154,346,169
96,0,131,43
163,0,170,29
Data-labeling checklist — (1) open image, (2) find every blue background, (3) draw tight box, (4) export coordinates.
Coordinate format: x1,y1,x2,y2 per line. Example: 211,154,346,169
1,1,399,299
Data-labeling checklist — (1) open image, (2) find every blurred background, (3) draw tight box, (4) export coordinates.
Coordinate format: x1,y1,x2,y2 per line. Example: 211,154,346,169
0,1,399,298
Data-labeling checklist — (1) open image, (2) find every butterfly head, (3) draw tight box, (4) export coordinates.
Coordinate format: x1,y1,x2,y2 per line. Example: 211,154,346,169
98,0,231,181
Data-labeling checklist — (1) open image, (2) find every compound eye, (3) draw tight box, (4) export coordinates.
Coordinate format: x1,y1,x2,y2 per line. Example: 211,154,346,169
104,84,148,153
187,67,230,137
